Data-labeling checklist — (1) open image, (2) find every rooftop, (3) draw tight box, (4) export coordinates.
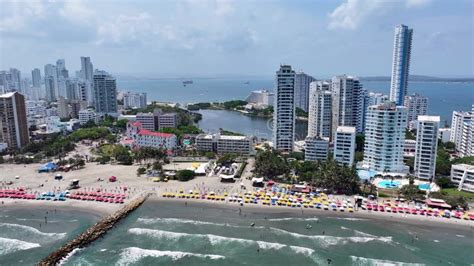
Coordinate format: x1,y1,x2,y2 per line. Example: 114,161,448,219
336,126,356,133
0,92,16,98
418,115,440,122
139,129,174,138
219,135,249,140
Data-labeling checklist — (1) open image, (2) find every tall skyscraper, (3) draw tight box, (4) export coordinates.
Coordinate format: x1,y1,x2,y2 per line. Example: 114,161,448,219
307,81,332,139
9,68,21,92
414,116,440,180
294,72,315,112
273,65,296,152
363,102,408,173
0,92,29,149
80,56,94,104
404,93,428,129
331,75,363,136
333,126,356,166
390,24,413,106
93,70,117,114
450,107,474,157
45,76,56,102
31,68,41,88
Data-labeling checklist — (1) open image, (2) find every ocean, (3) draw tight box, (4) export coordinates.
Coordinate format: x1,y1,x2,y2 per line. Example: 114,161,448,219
3,200,471,265
117,78,474,125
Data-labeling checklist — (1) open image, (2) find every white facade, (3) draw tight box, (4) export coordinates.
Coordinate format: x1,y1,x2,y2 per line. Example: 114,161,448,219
196,134,216,152
78,109,98,125
126,121,177,150
333,126,356,166
404,139,416,157
450,108,474,157
273,65,296,152
331,75,363,136
451,164,474,193
308,81,332,140
217,135,253,155
404,93,428,129
367,92,389,106
304,136,329,162
245,90,274,108
93,70,117,114
438,128,452,143
390,24,413,106
294,72,315,112
363,102,408,173
414,116,440,180
123,92,147,109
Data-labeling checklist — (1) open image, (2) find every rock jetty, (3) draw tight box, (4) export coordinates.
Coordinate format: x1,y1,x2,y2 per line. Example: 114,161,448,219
37,193,150,266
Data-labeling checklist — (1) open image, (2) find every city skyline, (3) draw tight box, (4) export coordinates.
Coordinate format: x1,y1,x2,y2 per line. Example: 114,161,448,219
0,0,473,77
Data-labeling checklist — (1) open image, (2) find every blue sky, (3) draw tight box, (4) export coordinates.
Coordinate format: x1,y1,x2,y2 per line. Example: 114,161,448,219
0,0,472,78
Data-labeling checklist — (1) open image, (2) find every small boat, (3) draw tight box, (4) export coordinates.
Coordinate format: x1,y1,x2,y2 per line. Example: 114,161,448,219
182,80,193,86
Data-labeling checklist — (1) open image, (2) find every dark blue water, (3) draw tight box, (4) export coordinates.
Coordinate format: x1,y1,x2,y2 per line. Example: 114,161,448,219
117,78,473,125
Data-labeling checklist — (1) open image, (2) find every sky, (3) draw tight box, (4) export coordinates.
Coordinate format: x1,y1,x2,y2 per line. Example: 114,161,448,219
0,0,473,78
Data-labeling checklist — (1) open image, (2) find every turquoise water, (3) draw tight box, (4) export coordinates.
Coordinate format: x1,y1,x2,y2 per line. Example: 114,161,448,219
377,180,402,189
0,207,99,265
59,200,474,265
117,78,474,124
418,183,430,191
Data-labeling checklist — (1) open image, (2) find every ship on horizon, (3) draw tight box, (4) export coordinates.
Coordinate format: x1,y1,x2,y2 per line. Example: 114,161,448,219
182,80,193,86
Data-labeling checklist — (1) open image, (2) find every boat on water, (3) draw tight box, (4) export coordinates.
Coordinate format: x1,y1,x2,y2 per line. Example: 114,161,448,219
182,80,193,86
244,81,250,84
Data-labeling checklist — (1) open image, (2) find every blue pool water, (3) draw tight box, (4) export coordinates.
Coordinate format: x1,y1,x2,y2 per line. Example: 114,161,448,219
418,183,430,191
377,180,401,189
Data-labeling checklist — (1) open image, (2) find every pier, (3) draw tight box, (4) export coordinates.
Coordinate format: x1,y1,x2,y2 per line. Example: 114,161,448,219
37,193,151,266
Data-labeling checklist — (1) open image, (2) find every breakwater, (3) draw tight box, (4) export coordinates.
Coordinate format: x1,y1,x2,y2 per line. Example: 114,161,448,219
37,193,151,266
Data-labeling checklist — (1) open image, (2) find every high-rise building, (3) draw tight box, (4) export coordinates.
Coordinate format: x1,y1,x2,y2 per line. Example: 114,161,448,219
123,92,147,109
56,59,68,78
390,24,413,106
363,102,408,173
307,81,332,140
273,65,296,152
404,93,428,129
414,116,440,180
294,72,315,112
331,75,363,136
333,126,356,166
450,108,474,157
304,136,329,162
80,57,94,104
0,92,29,149
58,96,70,119
45,76,56,102
93,70,117,114
9,68,21,92
367,92,389,106
356,88,369,133
31,68,41,88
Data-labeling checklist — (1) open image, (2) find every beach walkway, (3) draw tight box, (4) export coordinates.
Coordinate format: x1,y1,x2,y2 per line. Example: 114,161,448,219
37,193,151,266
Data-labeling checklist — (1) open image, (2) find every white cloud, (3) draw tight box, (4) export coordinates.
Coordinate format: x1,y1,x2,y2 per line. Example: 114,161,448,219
215,0,234,16
328,0,433,30
96,13,154,45
0,0,45,31
59,0,95,24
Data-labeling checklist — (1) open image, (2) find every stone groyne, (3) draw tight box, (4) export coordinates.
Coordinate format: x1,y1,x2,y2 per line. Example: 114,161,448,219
37,193,150,266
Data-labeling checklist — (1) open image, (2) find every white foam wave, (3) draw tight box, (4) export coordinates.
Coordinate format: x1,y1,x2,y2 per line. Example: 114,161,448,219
268,217,319,222
350,255,425,265
0,237,40,256
58,248,82,266
137,217,265,229
0,223,66,238
128,228,315,255
289,246,314,256
269,227,392,247
116,247,225,265
456,234,465,238
332,217,367,221
341,226,350,230
433,240,440,243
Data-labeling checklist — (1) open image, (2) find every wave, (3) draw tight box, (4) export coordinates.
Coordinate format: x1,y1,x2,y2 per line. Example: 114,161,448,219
267,217,319,222
0,223,66,239
0,237,41,256
16,218,78,223
269,227,392,247
58,248,82,266
137,217,266,229
128,228,315,256
331,217,367,221
116,247,225,265
350,255,425,265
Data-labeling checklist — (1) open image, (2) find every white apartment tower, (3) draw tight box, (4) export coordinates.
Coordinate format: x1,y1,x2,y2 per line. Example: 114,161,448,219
294,72,315,112
334,126,356,166
308,81,332,140
31,68,41,88
414,116,440,180
390,24,413,106
305,136,329,162
331,75,363,136
273,65,296,152
450,107,474,157
93,70,117,114
363,102,408,173
404,93,428,129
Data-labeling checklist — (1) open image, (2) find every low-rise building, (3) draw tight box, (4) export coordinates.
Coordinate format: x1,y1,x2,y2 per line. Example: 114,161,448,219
126,121,177,151
157,112,178,129
451,164,474,193
304,136,329,162
196,134,216,152
136,112,155,131
217,135,253,155
78,109,99,125
438,128,452,143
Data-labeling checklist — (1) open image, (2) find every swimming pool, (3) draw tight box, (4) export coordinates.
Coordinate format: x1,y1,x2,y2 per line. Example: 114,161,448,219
377,180,401,189
418,183,430,191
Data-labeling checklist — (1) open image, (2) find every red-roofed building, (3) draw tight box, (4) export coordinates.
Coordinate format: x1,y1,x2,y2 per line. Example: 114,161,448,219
126,121,177,150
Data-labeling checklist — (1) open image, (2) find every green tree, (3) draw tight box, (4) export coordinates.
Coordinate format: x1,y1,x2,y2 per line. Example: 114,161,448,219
435,177,454,189
254,149,290,179
217,153,237,165
115,119,128,129
400,183,424,201
137,167,146,176
176,170,195,181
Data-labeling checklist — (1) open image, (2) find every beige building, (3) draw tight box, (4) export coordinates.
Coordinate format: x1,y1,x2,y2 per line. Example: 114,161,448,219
0,92,29,149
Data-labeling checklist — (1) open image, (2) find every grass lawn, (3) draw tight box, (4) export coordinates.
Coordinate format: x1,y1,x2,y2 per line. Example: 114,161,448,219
441,188,474,200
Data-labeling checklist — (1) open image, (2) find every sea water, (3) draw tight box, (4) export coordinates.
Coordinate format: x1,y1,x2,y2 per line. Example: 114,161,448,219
57,200,474,266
